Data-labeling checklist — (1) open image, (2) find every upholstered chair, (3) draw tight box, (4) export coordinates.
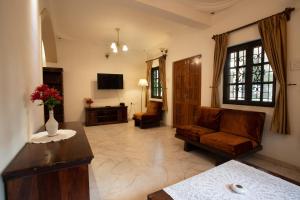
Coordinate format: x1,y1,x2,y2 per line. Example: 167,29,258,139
133,101,163,129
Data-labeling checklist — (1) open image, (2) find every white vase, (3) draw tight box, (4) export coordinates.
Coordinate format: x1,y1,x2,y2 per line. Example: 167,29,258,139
46,110,58,137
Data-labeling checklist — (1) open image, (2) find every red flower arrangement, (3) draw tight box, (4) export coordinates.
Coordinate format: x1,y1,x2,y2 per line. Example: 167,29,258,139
31,84,62,110
85,98,94,107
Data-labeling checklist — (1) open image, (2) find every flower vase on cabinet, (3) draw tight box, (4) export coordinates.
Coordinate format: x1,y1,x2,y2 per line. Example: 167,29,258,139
30,84,62,137
45,110,58,136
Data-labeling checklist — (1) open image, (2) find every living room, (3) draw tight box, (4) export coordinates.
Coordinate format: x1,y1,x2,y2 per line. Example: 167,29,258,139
0,0,300,199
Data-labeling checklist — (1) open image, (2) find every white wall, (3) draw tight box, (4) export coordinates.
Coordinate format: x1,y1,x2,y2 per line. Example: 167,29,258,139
149,0,300,167
0,0,43,199
55,39,146,122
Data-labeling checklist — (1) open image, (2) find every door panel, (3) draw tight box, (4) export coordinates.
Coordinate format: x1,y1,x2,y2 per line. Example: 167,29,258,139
173,56,201,127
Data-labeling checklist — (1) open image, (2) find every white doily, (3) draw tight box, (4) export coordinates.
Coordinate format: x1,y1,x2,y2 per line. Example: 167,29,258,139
30,129,76,144
164,160,300,200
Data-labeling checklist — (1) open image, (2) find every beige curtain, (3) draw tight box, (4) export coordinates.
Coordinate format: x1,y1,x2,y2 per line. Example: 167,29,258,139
145,60,153,107
159,56,168,111
211,33,229,107
258,14,289,134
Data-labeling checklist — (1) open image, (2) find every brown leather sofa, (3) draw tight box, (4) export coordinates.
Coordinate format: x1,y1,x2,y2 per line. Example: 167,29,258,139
175,107,266,162
133,101,163,129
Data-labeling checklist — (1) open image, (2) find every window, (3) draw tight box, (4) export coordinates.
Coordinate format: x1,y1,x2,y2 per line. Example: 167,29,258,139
151,67,162,98
223,40,275,107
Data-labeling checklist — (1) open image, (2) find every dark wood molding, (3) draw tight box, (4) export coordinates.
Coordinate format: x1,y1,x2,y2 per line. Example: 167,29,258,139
172,54,201,63
212,7,295,39
43,67,63,72
147,190,173,200
145,54,167,63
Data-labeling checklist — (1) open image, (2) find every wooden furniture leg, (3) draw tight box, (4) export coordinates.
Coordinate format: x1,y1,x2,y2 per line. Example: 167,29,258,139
184,142,197,152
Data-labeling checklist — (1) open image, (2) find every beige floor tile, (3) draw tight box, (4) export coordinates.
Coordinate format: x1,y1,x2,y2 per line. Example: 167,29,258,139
85,121,300,200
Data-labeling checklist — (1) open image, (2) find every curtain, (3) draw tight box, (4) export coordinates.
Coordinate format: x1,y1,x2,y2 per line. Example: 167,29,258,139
159,56,168,111
211,33,229,107
258,14,289,134
145,60,153,107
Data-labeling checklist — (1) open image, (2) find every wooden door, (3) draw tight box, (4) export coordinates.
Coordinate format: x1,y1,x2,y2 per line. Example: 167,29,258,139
43,67,64,123
173,59,187,127
173,55,201,128
186,59,201,125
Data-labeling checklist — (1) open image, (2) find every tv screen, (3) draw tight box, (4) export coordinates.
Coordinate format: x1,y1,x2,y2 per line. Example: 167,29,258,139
97,73,123,89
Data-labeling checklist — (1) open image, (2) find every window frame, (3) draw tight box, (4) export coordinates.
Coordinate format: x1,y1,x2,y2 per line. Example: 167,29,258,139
223,39,276,107
151,66,162,99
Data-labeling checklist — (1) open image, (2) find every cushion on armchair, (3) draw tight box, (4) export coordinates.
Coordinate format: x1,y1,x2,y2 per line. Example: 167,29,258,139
219,109,265,143
194,107,223,130
175,107,265,159
200,132,258,156
133,112,144,120
133,101,162,119
176,125,215,142
146,101,162,115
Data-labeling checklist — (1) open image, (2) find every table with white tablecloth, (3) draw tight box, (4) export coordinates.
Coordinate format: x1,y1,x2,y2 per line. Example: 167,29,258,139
162,160,300,200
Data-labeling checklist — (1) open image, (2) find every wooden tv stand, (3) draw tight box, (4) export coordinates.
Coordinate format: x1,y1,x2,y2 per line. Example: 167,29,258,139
85,106,128,126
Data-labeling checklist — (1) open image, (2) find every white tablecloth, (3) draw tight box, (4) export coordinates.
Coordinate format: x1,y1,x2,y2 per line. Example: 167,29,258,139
164,160,300,200
30,129,76,143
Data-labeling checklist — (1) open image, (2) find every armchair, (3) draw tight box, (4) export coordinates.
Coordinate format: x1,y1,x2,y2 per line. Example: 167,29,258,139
133,101,163,129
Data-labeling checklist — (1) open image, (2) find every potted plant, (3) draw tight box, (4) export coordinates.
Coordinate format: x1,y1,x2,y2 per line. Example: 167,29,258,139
85,98,94,108
31,84,62,136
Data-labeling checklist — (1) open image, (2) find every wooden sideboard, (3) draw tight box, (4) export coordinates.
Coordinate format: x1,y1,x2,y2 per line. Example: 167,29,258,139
2,122,94,200
85,106,128,126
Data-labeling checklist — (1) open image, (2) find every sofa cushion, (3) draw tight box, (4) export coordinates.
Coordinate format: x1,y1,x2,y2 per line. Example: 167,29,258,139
134,112,159,120
133,112,143,120
176,127,199,142
176,125,215,142
220,109,265,143
200,132,257,156
189,125,216,136
194,107,223,130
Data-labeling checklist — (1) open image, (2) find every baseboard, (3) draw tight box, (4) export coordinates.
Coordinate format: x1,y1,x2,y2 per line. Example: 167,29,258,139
252,153,300,172
160,122,173,128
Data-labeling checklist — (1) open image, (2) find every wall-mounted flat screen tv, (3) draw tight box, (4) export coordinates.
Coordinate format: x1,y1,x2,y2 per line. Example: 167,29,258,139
97,73,123,89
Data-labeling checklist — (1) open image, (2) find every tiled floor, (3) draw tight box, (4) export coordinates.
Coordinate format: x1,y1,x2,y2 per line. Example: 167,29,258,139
85,121,300,200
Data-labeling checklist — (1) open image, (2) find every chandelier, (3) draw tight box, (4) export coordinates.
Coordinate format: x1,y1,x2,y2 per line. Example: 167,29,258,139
110,28,128,53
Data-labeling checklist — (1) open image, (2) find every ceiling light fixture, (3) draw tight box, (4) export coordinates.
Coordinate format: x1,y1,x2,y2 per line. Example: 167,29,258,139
110,28,128,54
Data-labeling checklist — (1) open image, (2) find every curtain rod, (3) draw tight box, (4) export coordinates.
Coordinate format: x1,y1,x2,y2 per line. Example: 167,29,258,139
212,7,295,40
145,54,167,63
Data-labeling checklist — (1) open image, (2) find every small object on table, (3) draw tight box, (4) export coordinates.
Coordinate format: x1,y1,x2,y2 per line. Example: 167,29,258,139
30,129,76,143
230,184,247,194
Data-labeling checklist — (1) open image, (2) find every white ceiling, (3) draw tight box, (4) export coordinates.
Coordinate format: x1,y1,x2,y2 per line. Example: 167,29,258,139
176,0,240,13
47,0,240,51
